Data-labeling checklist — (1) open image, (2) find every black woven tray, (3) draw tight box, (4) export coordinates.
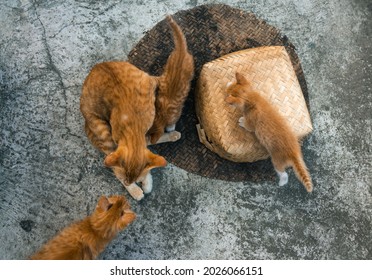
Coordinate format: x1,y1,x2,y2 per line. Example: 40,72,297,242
128,4,309,182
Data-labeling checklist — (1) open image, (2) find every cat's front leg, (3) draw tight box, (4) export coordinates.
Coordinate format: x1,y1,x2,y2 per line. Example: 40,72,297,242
139,172,153,194
124,183,145,201
238,117,246,128
239,117,254,132
113,167,144,200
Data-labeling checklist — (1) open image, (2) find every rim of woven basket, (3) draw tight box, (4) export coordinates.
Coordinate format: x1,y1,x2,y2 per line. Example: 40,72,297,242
128,4,310,182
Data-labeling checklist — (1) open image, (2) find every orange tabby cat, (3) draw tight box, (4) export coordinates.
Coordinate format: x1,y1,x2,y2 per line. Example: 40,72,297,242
31,195,136,260
225,72,313,192
147,15,194,144
80,61,167,200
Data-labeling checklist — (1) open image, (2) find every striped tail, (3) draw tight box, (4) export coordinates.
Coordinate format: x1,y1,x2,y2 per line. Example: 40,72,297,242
166,15,187,51
291,156,313,192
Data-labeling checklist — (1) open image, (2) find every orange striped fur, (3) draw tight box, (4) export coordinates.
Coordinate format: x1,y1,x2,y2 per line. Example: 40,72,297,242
147,15,194,144
80,61,167,200
225,72,313,192
31,195,136,260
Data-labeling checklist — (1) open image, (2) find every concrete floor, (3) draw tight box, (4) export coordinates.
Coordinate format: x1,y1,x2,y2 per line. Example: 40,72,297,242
0,0,371,260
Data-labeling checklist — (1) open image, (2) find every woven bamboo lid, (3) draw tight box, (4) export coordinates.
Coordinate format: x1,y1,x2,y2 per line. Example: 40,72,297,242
195,46,313,162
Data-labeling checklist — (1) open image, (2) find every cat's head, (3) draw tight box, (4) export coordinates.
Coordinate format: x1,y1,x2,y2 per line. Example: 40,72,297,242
104,147,167,185
91,195,136,238
225,72,252,109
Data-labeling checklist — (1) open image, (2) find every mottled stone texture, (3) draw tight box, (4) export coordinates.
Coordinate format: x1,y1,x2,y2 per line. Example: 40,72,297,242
0,0,371,259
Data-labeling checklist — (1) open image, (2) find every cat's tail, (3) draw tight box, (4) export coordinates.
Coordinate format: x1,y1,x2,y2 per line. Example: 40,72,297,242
166,15,187,52
291,155,313,193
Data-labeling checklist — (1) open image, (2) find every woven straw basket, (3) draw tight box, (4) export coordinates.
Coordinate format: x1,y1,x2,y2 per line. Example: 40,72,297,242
195,46,313,162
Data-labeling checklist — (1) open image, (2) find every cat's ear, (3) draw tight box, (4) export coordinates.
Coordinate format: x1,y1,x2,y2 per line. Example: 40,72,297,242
146,149,167,169
97,196,112,211
235,72,248,85
104,151,120,167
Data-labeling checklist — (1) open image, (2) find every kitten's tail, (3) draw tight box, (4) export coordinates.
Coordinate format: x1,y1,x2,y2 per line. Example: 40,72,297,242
166,15,187,52
291,155,313,193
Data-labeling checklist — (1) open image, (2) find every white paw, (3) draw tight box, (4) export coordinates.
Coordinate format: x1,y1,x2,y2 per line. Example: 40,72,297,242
165,124,176,132
170,131,181,142
125,184,144,201
141,173,153,194
278,171,288,187
238,117,246,128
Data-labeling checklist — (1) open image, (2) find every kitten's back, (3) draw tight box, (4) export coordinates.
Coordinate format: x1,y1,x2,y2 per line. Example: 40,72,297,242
248,92,299,152
30,221,92,260
227,73,312,192
148,16,194,143
248,93,313,192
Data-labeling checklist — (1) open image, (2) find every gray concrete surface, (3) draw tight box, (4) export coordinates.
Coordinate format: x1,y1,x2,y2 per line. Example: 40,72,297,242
0,0,371,260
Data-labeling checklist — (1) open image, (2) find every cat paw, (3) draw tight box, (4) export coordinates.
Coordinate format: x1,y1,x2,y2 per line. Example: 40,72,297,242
149,131,181,145
169,131,181,142
278,172,289,187
141,173,153,194
238,117,246,128
125,184,144,201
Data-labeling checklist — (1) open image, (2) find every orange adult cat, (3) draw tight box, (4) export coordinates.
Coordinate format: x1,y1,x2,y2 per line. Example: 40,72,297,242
225,72,313,192
80,61,167,201
31,195,136,260
147,15,194,144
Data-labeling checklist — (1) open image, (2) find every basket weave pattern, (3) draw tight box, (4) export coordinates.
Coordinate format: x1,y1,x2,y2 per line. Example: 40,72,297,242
196,46,313,162
128,4,311,181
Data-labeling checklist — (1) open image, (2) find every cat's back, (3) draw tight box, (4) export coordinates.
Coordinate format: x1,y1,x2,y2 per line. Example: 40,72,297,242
30,219,92,260
80,61,158,118
251,92,299,151
82,61,154,97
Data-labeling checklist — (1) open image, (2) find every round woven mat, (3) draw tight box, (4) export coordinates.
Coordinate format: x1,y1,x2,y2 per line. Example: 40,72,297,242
128,4,310,182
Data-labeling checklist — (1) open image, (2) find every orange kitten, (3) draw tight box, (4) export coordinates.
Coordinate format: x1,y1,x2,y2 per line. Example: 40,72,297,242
80,61,167,200
147,15,194,144
225,72,313,192
31,195,136,260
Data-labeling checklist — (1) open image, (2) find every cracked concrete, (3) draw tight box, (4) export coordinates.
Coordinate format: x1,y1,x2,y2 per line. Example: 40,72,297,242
0,0,371,259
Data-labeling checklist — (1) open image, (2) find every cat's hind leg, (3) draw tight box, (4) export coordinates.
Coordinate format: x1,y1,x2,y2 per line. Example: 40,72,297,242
85,119,116,155
272,158,288,187
276,170,288,187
